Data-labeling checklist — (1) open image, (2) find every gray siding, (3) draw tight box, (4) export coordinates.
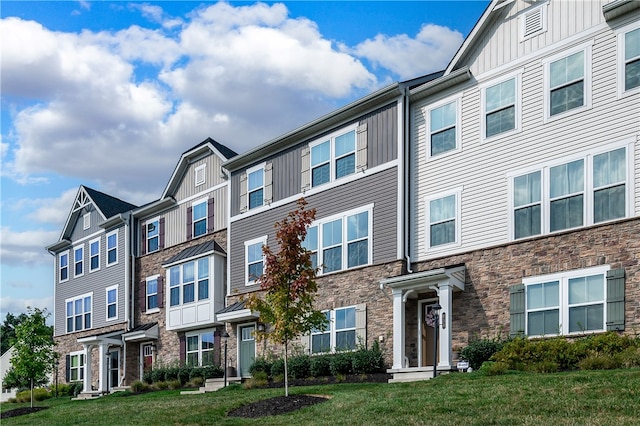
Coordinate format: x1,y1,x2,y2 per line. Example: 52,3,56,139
229,166,399,294
70,208,104,241
54,224,128,336
230,102,398,216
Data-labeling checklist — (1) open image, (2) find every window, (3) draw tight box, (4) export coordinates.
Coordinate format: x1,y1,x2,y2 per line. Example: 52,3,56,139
186,331,215,366
545,45,591,119
74,246,84,277
426,190,460,248
621,26,640,92
310,128,356,187
169,257,210,306
66,294,92,333
482,74,520,139
511,144,629,239
192,200,207,238
303,206,372,275
59,251,69,282
146,219,159,253
195,164,206,186
523,266,609,336
245,237,266,285
106,230,118,265
69,351,85,381
428,99,458,156
89,238,100,272
146,277,158,310
83,213,90,230
106,286,117,320
247,166,264,210
310,306,361,353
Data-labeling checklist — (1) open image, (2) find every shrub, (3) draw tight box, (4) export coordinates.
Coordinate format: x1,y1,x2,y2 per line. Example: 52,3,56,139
352,341,385,374
249,358,272,376
52,383,71,397
178,366,191,384
164,366,179,381
310,354,332,377
150,368,165,383
288,355,311,379
153,381,169,390
189,376,204,387
576,332,635,356
578,354,620,370
167,379,182,390
189,367,204,380
130,380,149,393
461,336,508,370
203,365,224,379
618,346,640,368
143,370,153,384
478,361,508,376
330,352,353,375
16,388,50,403
69,382,83,397
271,358,285,377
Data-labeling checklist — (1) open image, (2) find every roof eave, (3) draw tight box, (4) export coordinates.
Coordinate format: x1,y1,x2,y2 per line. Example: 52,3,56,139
409,67,472,102
133,197,177,219
99,213,127,229
603,0,640,20
46,239,72,254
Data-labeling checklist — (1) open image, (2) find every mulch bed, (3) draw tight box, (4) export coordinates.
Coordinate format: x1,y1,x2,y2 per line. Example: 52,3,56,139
1,406,49,419
228,394,329,418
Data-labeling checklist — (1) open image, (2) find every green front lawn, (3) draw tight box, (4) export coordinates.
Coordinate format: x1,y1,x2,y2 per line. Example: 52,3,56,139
2,369,639,425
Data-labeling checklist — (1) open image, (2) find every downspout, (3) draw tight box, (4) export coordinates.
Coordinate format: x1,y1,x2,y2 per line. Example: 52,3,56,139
404,86,413,274
123,212,132,385
47,249,57,339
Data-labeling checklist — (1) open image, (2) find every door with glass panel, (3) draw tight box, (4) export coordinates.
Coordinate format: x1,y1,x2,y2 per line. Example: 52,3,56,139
239,325,256,377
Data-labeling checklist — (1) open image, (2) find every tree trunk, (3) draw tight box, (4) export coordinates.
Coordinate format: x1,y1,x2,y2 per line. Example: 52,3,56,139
284,340,289,397
30,377,34,408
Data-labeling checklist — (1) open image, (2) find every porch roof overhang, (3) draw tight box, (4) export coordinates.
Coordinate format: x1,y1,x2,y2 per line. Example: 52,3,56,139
215,301,259,323
380,266,466,293
122,323,159,342
77,330,124,346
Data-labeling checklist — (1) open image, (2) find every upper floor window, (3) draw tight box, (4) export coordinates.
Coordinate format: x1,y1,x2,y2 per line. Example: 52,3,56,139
74,246,84,277
146,277,159,311
618,24,640,95
106,285,117,320
511,144,630,240
310,129,356,187
146,219,159,253
482,73,520,139
106,230,118,265
245,237,266,285
186,330,215,366
426,190,461,249
83,213,91,230
248,165,264,210
169,257,210,306
89,238,100,272
545,44,591,120
66,293,92,333
59,251,69,282
192,200,207,238
303,206,372,275
428,99,459,157
195,164,206,186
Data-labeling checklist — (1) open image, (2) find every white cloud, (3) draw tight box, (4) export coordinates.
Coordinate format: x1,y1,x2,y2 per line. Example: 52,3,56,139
0,227,59,266
353,24,464,79
0,295,54,321
26,188,78,226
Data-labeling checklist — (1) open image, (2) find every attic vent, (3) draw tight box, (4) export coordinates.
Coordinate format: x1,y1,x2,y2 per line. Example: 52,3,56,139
195,164,206,186
521,4,547,40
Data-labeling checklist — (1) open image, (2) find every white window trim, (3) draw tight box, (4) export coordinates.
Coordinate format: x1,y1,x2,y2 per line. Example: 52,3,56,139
616,22,640,99
508,139,634,240
69,350,85,382
106,285,118,321
245,236,267,286
146,275,160,313
523,265,610,337
106,229,118,266
480,69,522,142
425,95,462,160
145,217,160,253
83,213,91,230
65,292,93,333
73,245,84,278
246,162,266,210
425,187,463,252
543,41,593,123
311,306,358,353
185,329,215,366
309,123,359,188
308,204,374,276
168,257,211,306
519,1,548,41
191,198,208,238
59,250,69,283
89,237,100,273
194,164,206,186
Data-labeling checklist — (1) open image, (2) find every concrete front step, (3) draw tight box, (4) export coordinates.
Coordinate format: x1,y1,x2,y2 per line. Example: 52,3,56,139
72,392,103,400
180,377,242,395
387,367,451,383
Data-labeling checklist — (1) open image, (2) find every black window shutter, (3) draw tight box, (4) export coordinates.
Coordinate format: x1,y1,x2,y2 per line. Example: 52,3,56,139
157,276,164,308
509,284,525,337
139,280,147,312
179,334,186,366
159,217,165,250
207,198,215,233
606,268,625,331
65,354,71,382
141,223,147,255
186,206,193,241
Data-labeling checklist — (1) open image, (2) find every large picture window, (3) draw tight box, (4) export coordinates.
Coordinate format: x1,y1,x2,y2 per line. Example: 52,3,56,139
169,257,210,306
66,294,92,333
186,331,215,366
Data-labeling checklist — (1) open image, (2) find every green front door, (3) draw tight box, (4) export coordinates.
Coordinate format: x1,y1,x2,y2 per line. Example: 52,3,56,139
239,325,256,377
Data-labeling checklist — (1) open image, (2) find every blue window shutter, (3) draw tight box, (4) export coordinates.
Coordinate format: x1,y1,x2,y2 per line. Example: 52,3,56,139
606,268,625,331
510,284,525,337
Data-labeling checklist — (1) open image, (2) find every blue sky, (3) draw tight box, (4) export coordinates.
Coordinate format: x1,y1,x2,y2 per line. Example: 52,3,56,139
0,0,489,322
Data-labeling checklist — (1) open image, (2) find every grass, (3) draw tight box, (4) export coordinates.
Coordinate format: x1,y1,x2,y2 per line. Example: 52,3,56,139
2,368,640,425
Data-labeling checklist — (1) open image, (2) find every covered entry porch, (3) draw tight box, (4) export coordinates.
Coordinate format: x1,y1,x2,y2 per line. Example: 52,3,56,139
76,331,124,394
381,266,465,382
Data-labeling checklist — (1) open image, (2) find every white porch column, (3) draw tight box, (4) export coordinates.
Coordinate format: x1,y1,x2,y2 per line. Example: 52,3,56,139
438,283,453,370
98,344,109,393
392,288,405,369
82,345,92,393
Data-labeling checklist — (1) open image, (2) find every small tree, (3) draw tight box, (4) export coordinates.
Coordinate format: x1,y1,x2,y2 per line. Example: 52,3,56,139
4,308,55,408
1,312,29,355
245,198,327,397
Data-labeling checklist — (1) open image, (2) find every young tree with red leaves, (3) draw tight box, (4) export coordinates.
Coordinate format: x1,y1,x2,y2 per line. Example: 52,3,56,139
244,198,327,397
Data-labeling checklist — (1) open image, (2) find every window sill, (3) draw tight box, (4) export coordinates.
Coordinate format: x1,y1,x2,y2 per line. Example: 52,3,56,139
145,308,160,315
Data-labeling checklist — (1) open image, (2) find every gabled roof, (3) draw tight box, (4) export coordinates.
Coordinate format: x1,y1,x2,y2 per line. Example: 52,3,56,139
83,186,137,219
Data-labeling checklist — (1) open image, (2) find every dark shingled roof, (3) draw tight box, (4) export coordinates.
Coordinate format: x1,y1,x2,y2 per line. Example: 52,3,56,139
183,137,238,160
128,322,158,333
162,239,226,266
83,186,137,218
216,301,246,315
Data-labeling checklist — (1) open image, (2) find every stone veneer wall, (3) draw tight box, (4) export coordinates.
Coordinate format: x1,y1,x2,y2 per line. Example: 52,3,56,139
411,218,640,357
126,229,228,384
